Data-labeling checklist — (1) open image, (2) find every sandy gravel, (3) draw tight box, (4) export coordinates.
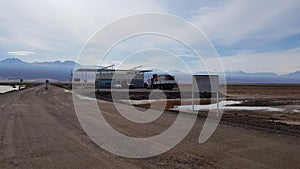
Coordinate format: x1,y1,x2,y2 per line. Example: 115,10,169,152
0,85,299,168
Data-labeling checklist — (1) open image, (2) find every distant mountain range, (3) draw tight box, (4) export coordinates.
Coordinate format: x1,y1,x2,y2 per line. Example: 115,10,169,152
0,58,81,81
0,58,299,84
222,70,300,84
168,70,300,84
148,69,300,84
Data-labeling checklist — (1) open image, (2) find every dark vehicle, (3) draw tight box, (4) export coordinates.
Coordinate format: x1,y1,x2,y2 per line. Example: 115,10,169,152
148,74,177,90
128,83,135,89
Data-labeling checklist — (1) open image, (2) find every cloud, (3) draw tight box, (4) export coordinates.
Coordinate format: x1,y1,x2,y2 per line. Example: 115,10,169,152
7,51,35,56
0,0,299,74
190,0,300,49
0,0,165,61
220,47,300,74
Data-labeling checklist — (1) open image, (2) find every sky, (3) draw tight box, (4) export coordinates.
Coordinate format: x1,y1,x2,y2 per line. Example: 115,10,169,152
0,0,300,74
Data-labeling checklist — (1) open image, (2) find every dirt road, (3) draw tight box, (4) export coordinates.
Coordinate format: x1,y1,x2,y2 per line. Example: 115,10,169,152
0,85,299,168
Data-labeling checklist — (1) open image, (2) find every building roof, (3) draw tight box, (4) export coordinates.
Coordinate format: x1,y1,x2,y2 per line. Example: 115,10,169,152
76,68,152,73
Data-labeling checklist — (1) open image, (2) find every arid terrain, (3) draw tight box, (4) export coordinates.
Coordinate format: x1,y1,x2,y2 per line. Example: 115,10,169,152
0,84,299,168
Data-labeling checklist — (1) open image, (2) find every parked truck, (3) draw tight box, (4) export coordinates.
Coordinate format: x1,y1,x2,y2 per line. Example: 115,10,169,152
148,74,177,90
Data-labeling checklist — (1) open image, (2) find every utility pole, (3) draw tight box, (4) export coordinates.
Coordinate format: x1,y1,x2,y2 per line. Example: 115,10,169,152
70,70,73,89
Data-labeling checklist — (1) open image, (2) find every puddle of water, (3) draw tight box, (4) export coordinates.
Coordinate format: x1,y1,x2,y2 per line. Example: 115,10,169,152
64,89,72,93
267,120,300,125
121,99,169,105
224,106,284,112
174,101,240,110
76,94,96,101
0,85,25,94
173,101,285,112
293,110,300,113
65,89,96,101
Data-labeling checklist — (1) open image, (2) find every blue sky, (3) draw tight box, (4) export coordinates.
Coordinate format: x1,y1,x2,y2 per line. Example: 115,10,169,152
0,0,299,74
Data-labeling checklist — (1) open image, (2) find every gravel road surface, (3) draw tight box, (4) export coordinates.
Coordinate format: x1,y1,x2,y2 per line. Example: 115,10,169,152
0,85,299,168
